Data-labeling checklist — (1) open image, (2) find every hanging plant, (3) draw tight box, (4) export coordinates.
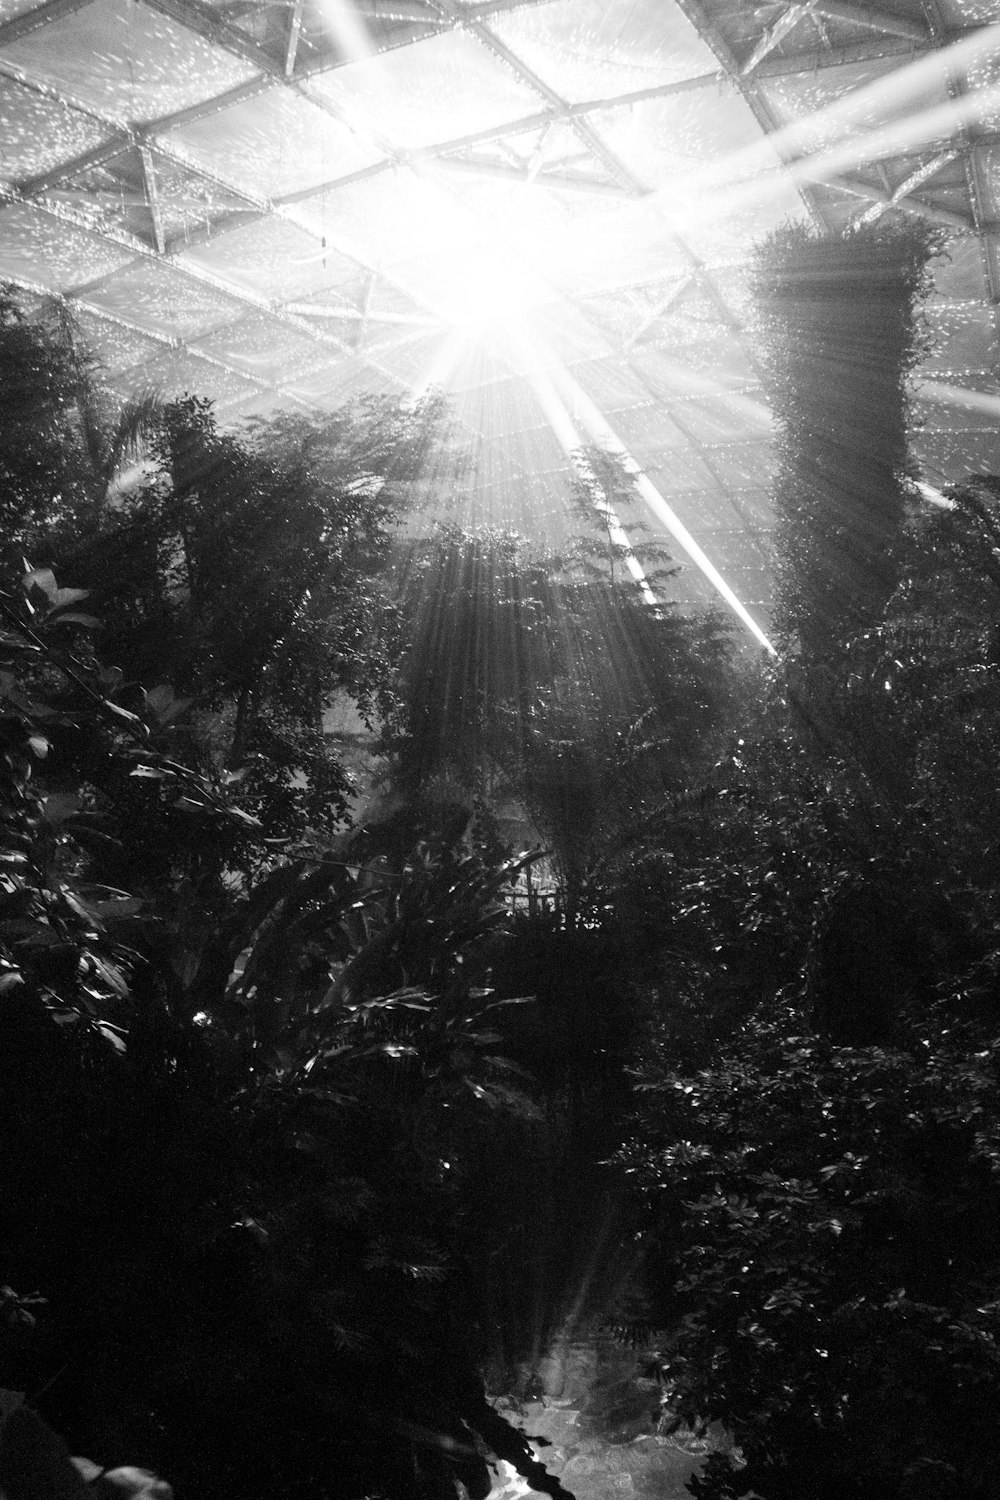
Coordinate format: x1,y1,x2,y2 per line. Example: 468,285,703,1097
752,220,940,654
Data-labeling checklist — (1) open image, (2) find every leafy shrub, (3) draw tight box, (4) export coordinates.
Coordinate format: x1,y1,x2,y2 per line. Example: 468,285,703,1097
621,1008,1000,1500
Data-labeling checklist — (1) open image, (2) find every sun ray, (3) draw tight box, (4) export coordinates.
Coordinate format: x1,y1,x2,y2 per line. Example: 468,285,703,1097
534,340,777,655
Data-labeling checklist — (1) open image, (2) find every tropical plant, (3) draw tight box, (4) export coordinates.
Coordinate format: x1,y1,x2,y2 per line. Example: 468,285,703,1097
620,1007,1000,1500
611,470,1000,1499
0,558,576,1500
0,287,161,566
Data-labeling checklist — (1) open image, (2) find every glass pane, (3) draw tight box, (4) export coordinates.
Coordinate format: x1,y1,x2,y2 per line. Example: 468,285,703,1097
0,80,110,182
759,56,951,149
0,0,257,123
192,313,331,386
180,216,359,302
305,30,541,150
83,258,248,340
488,0,719,106
75,308,166,375
0,199,134,289
171,89,383,202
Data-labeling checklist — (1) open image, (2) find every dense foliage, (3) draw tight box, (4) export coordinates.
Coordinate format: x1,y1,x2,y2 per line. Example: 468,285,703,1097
5,243,1000,1500
0,296,590,1500
612,490,1000,1492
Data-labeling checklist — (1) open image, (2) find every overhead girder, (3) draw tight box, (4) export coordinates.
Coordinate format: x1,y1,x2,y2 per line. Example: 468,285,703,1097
0,0,765,416
138,145,166,254
816,169,978,230
920,0,1000,344
6,187,422,398
284,0,304,77
0,0,95,48
0,0,995,560
430,157,636,199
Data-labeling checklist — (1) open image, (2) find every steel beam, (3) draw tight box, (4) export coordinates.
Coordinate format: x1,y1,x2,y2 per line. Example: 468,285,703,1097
742,2,820,76
284,0,304,77
142,0,281,76
754,35,928,74
625,276,700,349
353,0,445,21
814,0,929,40
817,170,975,229
18,135,134,196
0,0,96,48
852,148,957,225
431,156,635,198
139,144,166,254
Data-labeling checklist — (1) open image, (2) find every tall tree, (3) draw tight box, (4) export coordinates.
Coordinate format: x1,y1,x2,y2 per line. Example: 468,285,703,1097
48,389,443,855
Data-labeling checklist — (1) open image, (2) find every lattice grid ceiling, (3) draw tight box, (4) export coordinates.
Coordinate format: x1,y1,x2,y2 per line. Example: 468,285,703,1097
1,0,998,623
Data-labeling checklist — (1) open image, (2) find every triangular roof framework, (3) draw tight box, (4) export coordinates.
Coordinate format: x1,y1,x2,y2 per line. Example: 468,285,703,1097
1,0,998,622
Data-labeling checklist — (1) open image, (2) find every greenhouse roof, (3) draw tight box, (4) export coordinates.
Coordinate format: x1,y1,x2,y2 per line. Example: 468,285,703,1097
1,0,999,629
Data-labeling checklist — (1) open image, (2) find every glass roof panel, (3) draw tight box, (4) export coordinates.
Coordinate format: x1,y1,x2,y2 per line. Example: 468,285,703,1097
426,163,589,245
191,314,332,386
0,79,111,182
33,146,253,250
912,381,1000,433
923,305,998,375
178,217,360,302
109,345,262,408
81,258,248,341
682,190,806,269
73,309,168,375
487,0,718,105
699,443,773,491
0,199,135,289
452,115,601,178
705,530,776,574
383,248,549,330
928,238,987,304
611,405,699,453
759,56,952,149
304,30,542,151
638,337,758,391
291,168,484,272
285,357,402,406
571,358,654,411
965,49,1000,133
140,150,258,243
915,428,1000,484
593,86,755,191
169,88,384,202
640,452,720,496
0,0,996,630
935,0,999,22
0,0,258,123
532,200,694,299
673,395,773,445
0,0,41,22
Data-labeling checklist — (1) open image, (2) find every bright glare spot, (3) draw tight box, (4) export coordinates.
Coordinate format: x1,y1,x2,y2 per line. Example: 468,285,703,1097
915,480,954,510
440,253,542,335
490,1458,536,1498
